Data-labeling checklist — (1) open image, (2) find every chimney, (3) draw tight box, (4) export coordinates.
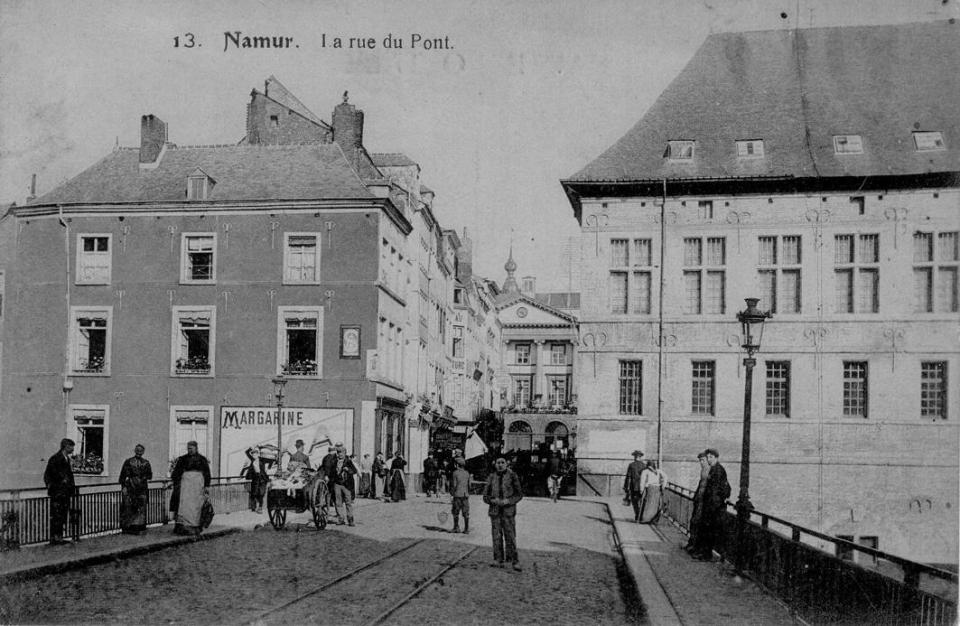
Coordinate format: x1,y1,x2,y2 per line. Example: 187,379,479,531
521,276,536,296
27,174,37,202
140,114,168,165
332,91,364,167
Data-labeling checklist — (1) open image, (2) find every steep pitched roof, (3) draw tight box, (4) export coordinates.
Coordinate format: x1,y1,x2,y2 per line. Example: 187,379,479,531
371,153,418,167
569,21,959,183
31,143,374,204
263,76,329,129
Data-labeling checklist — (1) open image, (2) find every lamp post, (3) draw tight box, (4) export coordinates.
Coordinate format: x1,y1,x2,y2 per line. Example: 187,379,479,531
272,375,287,475
735,297,771,575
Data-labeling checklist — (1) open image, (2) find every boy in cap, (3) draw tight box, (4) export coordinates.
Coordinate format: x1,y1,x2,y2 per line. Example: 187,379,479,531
450,456,471,533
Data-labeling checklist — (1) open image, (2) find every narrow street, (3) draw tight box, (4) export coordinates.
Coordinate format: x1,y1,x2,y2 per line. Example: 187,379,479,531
1,497,644,625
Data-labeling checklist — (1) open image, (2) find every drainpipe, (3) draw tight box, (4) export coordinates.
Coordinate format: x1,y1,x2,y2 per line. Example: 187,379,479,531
656,180,666,467
59,206,73,420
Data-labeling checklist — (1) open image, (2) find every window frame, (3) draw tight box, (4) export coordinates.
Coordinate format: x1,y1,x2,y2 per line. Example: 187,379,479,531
834,234,880,314
666,140,695,161
683,237,726,315
913,231,959,313
833,135,864,154
277,306,324,378
550,343,566,366
515,343,532,365
920,361,948,420
842,361,869,418
691,360,716,416
512,375,533,407
757,235,802,314
169,405,212,468
283,232,322,285
170,306,216,377
70,305,113,376
764,360,791,418
75,233,113,285
67,404,109,477
609,237,653,315
619,360,643,415
913,131,945,152
180,232,217,284
736,139,765,158
546,375,568,407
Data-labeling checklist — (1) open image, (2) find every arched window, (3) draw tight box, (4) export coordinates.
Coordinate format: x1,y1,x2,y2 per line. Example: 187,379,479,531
508,421,532,433
505,420,533,451
545,421,569,449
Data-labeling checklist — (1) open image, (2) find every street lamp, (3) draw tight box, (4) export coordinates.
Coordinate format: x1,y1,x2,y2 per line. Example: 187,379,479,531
272,374,287,475
735,297,771,574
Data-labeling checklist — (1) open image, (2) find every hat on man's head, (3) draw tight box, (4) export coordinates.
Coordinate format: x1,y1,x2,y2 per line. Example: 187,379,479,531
632,450,644,458
455,457,466,466
704,448,720,457
335,442,345,449
696,451,707,459
295,439,304,447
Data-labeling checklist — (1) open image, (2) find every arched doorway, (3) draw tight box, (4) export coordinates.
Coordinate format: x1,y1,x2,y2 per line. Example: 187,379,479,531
505,420,532,451
545,421,569,450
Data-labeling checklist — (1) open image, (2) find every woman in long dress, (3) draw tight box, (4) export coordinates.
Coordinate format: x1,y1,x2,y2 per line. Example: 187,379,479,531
389,453,407,502
170,441,211,535
119,444,153,534
638,461,667,524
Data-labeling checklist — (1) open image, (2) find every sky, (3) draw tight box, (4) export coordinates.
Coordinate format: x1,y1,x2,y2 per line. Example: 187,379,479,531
0,0,953,290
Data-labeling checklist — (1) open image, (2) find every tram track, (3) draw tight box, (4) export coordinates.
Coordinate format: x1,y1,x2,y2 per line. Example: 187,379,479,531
248,538,479,625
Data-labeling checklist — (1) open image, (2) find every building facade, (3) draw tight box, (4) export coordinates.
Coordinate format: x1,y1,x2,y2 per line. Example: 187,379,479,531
562,22,959,563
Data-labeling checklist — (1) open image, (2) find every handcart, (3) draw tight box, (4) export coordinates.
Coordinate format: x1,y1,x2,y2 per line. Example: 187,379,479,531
266,470,329,531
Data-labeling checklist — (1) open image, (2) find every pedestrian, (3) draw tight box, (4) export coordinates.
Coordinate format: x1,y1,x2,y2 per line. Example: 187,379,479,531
321,445,339,506
546,450,563,502
43,438,76,545
359,453,373,498
170,441,211,536
349,453,360,495
330,443,357,526
389,452,407,502
371,452,386,500
622,450,645,522
119,443,153,534
288,439,311,470
243,447,269,514
684,451,709,553
423,452,438,497
450,456,471,533
637,460,667,524
691,448,731,561
483,455,524,571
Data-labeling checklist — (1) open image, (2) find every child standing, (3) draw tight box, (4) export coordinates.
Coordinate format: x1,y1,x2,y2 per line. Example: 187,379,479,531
450,456,471,533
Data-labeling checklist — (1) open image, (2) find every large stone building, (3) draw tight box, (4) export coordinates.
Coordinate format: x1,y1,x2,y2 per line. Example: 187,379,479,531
562,22,958,563
0,78,498,489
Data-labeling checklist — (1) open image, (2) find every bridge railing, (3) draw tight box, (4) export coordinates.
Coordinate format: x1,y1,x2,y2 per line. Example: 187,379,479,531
0,477,249,548
662,483,957,625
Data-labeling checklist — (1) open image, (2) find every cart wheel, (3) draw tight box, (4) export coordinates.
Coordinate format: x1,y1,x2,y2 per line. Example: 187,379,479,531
269,504,286,530
312,503,327,530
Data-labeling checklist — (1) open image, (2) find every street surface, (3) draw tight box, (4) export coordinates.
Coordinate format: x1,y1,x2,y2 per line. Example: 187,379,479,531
1,496,643,625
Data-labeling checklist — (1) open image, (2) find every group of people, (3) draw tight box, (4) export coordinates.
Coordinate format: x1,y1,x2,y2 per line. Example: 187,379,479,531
684,448,731,561
43,438,209,545
622,450,668,524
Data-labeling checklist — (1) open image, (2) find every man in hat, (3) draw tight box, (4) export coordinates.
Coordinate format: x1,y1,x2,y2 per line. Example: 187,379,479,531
450,456,471,533
622,450,646,522
43,438,76,544
288,439,311,470
329,443,357,526
684,451,710,553
691,448,731,561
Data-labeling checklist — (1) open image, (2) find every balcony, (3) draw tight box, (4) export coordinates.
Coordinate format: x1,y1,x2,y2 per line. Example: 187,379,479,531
74,356,105,374
505,403,577,415
175,356,211,375
281,360,318,377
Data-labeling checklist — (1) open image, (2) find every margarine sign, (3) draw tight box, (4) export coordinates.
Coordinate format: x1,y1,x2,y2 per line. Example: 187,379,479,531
219,406,353,476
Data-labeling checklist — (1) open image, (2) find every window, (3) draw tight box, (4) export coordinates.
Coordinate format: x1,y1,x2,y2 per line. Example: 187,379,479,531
913,131,945,151
70,306,112,375
765,361,790,417
550,344,566,365
736,139,764,158
698,200,714,220
277,307,322,377
843,362,868,418
850,196,865,215
858,536,879,565
836,535,855,561
691,361,715,415
284,233,320,283
609,238,653,314
833,135,863,154
666,140,694,160
68,405,108,476
913,231,958,313
171,307,215,376
452,326,464,358
513,376,532,407
619,361,643,415
270,115,279,128
834,234,879,313
76,235,111,284
453,288,464,304
758,235,802,313
170,406,210,465
181,234,216,283
921,362,947,419
683,237,726,315
515,343,531,365
522,277,535,293
547,376,568,406
186,171,214,200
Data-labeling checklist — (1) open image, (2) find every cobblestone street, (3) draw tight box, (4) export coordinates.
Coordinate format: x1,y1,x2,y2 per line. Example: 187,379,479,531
1,497,643,625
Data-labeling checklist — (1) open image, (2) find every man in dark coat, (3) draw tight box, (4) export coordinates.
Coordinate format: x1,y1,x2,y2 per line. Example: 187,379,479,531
622,450,646,522
329,443,357,526
422,452,439,497
483,455,524,571
43,438,76,544
692,448,731,561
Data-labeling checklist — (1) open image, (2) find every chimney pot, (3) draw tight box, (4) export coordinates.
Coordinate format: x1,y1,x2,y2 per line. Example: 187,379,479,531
140,114,168,165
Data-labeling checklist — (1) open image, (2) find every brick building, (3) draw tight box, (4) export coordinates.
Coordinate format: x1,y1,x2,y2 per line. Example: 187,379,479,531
562,22,958,563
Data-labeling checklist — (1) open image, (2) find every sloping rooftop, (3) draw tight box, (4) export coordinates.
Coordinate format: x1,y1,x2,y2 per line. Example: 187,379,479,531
31,143,373,205
262,75,329,129
568,21,959,183
371,153,418,168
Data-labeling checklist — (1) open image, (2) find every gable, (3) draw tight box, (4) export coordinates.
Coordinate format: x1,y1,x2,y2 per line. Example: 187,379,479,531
499,299,573,327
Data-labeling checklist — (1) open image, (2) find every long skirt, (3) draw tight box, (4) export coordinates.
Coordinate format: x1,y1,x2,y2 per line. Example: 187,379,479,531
638,485,662,523
174,471,205,535
389,470,406,502
120,487,148,533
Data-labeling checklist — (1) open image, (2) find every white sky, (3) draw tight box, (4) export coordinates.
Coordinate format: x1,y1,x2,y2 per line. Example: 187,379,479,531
0,0,952,289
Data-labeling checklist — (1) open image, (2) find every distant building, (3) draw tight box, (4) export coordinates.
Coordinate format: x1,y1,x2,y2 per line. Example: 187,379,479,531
562,22,958,563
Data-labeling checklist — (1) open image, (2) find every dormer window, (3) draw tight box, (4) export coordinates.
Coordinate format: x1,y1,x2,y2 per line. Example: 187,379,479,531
186,169,214,200
913,131,945,151
833,135,863,154
270,115,280,128
665,140,694,161
736,139,764,158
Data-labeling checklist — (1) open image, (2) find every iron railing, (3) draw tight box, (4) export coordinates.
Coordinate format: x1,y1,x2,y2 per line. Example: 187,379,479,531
663,483,958,625
0,477,249,548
